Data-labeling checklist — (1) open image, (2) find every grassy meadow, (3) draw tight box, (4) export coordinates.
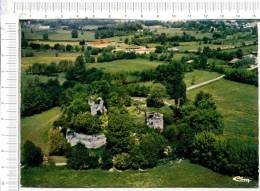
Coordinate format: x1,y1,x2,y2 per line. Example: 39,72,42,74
21,107,61,155
21,51,80,70
21,160,258,188
188,79,258,144
87,59,164,73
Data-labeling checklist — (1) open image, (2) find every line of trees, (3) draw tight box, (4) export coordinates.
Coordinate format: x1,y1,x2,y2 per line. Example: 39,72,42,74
211,65,258,86
26,60,73,76
131,32,197,46
201,46,243,61
191,131,258,179
21,77,62,116
95,21,143,39
22,42,84,53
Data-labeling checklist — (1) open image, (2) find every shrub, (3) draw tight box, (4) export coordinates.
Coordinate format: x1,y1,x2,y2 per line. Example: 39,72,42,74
113,153,132,170
67,144,99,169
22,140,43,167
49,128,68,155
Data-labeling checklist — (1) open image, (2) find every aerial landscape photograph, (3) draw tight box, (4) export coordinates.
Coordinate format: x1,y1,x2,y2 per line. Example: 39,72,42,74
20,19,258,188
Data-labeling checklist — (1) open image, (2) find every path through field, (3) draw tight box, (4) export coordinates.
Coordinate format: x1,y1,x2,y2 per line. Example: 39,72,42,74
187,65,258,91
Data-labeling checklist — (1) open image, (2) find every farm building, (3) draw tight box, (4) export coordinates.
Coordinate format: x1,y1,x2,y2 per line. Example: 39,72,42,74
228,58,240,65
124,46,155,54
186,59,194,64
168,47,179,52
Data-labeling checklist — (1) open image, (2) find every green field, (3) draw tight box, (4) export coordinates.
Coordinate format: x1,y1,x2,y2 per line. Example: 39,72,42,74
222,45,257,55
87,59,164,73
184,70,221,87
188,79,258,144
21,51,80,70
24,28,95,41
21,107,61,155
21,160,257,188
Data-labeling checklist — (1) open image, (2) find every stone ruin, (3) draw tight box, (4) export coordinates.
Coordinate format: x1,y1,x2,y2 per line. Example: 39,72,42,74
66,129,106,149
145,112,164,132
88,97,107,116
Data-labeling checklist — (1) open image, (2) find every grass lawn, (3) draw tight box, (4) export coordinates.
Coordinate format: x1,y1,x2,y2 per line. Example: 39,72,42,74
21,107,61,155
188,79,258,144
24,28,95,41
222,45,257,55
21,51,80,70
21,160,258,188
87,59,164,73
184,70,222,87
208,58,227,66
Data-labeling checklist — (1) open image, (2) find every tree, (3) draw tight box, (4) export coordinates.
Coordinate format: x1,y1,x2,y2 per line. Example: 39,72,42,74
194,91,216,110
155,62,186,106
106,114,132,154
43,33,48,40
155,45,164,53
79,40,85,45
149,52,157,61
49,128,68,155
21,77,61,116
130,131,166,169
66,55,86,82
235,49,243,59
72,112,102,134
22,140,43,167
146,83,167,108
67,144,99,169
71,29,78,38
198,54,208,69
124,38,129,44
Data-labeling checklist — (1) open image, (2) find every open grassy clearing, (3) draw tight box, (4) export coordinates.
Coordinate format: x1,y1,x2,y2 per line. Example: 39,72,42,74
24,28,95,41
153,27,213,39
135,70,222,88
184,70,222,87
21,51,80,70
21,107,61,155
208,58,227,66
87,59,164,73
22,72,66,84
221,45,257,55
21,159,257,188
188,79,258,144
178,41,236,52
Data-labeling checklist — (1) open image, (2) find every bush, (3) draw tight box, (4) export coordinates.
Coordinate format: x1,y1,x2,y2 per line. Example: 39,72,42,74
101,150,113,169
113,153,132,170
130,132,166,169
49,128,68,155
72,112,102,134
67,144,99,169
22,140,43,167
146,83,168,108
71,29,78,38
